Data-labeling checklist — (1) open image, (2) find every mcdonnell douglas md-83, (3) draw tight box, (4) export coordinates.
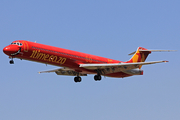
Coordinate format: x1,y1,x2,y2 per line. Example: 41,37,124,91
3,40,175,82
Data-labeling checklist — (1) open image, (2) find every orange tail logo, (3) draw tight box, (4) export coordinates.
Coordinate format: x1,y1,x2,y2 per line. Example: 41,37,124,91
127,47,151,68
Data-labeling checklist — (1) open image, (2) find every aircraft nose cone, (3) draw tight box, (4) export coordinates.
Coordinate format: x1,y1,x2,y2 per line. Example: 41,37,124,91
3,45,19,55
3,46,10,54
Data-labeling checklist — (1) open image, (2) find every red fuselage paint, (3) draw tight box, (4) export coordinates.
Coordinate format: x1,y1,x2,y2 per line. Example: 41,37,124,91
3,40,132,77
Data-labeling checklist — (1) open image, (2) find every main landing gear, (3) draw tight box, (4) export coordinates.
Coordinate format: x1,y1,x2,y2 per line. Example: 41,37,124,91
74,75,102,83
74,71,102,83
94,75,101,81
74,76,82,83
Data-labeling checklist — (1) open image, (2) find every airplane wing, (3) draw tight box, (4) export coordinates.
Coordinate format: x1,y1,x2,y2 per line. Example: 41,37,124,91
79,60,168,70
39,61,167,76
39,67,87,76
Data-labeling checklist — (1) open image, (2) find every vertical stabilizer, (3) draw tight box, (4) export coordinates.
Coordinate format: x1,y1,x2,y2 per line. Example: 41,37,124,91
127,47,151,68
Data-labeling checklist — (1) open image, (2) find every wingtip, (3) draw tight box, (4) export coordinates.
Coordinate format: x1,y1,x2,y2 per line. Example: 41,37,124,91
163,60,169,63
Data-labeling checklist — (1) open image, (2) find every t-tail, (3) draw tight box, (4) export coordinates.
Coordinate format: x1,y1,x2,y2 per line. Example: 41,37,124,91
127,47,151,68
126,47,176,69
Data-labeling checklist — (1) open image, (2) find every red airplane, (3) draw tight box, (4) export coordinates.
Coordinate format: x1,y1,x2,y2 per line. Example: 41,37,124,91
3,40,174,82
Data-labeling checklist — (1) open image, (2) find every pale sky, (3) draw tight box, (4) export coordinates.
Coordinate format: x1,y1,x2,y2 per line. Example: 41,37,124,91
0,0,179,120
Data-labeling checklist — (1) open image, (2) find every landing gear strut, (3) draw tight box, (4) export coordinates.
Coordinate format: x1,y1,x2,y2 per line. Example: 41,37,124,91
94,75,101,81
9,59,14,64
74,76,82,83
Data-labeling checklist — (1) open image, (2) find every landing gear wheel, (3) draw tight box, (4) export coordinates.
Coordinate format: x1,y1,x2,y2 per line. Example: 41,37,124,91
94,75,101,81
9,60,14,64
74,76,82,83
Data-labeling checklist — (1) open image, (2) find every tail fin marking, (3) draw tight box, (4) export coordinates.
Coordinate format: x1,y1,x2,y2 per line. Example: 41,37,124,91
127,47,176,68
127,47,151,68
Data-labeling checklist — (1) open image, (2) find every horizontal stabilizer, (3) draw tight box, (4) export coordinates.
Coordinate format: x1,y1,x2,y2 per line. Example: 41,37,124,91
129,49,176,55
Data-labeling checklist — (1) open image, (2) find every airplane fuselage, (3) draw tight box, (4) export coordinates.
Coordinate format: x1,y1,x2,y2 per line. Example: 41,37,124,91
3,40,132,78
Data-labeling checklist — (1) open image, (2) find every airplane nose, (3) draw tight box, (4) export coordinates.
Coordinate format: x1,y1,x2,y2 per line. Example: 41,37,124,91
3,45,20,55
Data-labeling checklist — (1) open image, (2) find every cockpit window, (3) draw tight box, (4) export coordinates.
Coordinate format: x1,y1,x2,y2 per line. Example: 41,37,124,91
11,42,23,46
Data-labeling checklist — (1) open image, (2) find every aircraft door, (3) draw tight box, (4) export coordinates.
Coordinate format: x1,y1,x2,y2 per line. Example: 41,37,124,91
23,41,29,52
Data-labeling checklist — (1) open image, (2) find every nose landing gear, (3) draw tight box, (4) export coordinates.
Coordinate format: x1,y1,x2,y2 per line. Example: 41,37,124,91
9,56,14,64
9,59,14,64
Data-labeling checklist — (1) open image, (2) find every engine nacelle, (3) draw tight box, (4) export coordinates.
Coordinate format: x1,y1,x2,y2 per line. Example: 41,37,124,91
123,69,143,75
